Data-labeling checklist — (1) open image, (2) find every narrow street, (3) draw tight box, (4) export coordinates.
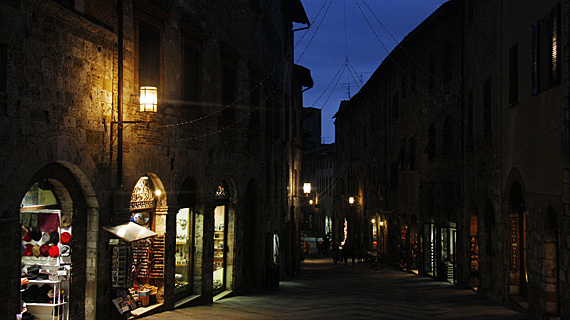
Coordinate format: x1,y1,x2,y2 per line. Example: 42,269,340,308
144,259,533,320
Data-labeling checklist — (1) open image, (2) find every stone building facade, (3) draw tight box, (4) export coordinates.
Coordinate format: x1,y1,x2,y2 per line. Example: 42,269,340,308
0,0,309,319
334,0,570,318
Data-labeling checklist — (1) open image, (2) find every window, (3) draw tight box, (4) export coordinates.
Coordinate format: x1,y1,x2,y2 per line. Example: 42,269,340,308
429,52,436,92
410,67,417,95
139,21,161,90
443,45,452,83
425,123,436,162
443,118,452,158
531,4,561,95
220,56,237,126
508,43,518,106
467,92,474,152
550,3,561,86
531,23,539,94
392,94,398,120
182,35,201,107
0,42,6,92
483,79,491,137
401,73,406,102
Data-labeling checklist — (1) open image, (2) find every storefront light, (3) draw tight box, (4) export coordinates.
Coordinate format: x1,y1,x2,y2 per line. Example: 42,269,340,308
371,219,376,224
348,196,355,205
309,199,314,205
155,189,162,197
139,86,158,113
379,221,384,226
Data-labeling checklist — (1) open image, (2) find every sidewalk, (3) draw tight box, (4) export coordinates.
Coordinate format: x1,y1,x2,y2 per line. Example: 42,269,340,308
143,258,534,319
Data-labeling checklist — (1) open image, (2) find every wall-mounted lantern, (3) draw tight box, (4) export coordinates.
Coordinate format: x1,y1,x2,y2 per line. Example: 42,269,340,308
348,196,355,205
303,183,311,195
139,86,158,113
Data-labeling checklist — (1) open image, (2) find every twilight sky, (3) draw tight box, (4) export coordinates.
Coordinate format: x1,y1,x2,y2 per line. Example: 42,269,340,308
294,0,449,144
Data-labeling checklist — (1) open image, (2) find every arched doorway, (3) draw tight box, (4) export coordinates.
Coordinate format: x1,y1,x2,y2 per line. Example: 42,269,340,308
509,181,527,297
213,180,235,295
544,206,559,316
19,162,98,320
175,176,203,302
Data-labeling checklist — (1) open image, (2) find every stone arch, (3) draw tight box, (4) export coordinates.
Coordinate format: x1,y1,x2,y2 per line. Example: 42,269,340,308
21,161,99,320
544,206,559,316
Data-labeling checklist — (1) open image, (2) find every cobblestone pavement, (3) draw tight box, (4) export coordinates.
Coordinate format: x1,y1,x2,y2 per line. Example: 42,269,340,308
144,258,534,320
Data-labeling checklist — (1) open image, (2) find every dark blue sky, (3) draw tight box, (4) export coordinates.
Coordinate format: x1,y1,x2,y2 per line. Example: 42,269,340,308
294,0,449,143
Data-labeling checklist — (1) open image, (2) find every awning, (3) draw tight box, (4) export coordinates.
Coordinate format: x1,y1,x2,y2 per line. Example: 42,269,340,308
103,222,157,242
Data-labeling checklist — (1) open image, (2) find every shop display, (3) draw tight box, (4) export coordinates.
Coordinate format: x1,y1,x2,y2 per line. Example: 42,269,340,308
20,210,71,320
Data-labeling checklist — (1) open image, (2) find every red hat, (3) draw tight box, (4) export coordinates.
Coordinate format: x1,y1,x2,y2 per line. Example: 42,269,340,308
60,232,71,245
49,245,59,258
24,244,33,256
40,244,50,257
23,232,32,242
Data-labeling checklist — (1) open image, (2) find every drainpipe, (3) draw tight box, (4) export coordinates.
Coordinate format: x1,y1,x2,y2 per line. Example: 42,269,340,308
117,0,124,188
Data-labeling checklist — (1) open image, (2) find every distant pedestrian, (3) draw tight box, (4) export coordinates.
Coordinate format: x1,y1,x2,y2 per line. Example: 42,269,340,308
331,241,339,265
304,241,310,258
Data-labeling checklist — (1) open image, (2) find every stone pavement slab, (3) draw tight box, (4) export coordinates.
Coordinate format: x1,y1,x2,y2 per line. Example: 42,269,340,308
143,259,535,319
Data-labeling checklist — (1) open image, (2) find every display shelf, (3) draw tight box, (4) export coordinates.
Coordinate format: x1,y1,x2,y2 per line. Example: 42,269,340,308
25,301,67,307
29,279,62,284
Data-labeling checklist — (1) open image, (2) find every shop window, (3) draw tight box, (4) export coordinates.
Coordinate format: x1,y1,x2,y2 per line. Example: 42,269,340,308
175,208,194,298
508,43,518,106
20,182,72,319
138,21,161,90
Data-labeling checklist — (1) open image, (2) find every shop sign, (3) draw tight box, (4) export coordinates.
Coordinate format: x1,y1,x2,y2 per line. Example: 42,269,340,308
510,217,518,271
131,177,156,210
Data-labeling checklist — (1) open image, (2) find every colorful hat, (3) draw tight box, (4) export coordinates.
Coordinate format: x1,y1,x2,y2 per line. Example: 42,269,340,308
60,232,71,245
30,229,42,241
22,231,32,242
40,244,50,257
38,212,60,233
32,244,41,258
60,245,71,257
48,245,59,258
49,231,59,245
23,244,33,256
61,215,72,228
41,232,50,244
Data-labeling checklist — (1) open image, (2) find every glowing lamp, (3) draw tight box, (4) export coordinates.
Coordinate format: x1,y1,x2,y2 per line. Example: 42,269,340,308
348,197,355,205
303,183,311,194
139,86,158,113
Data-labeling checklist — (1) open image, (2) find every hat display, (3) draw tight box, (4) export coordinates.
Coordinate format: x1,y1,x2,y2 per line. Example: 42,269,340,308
60,232,71,245
38,212,60,233
22,231,32,242
22,284,39,303
30,229,42,241
60,245,71,257
61,215,72,228
49,231,59,245
48,245,59,258
23,244,33,256
41,232,50,244
32,244,41,258
40,244,50,257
